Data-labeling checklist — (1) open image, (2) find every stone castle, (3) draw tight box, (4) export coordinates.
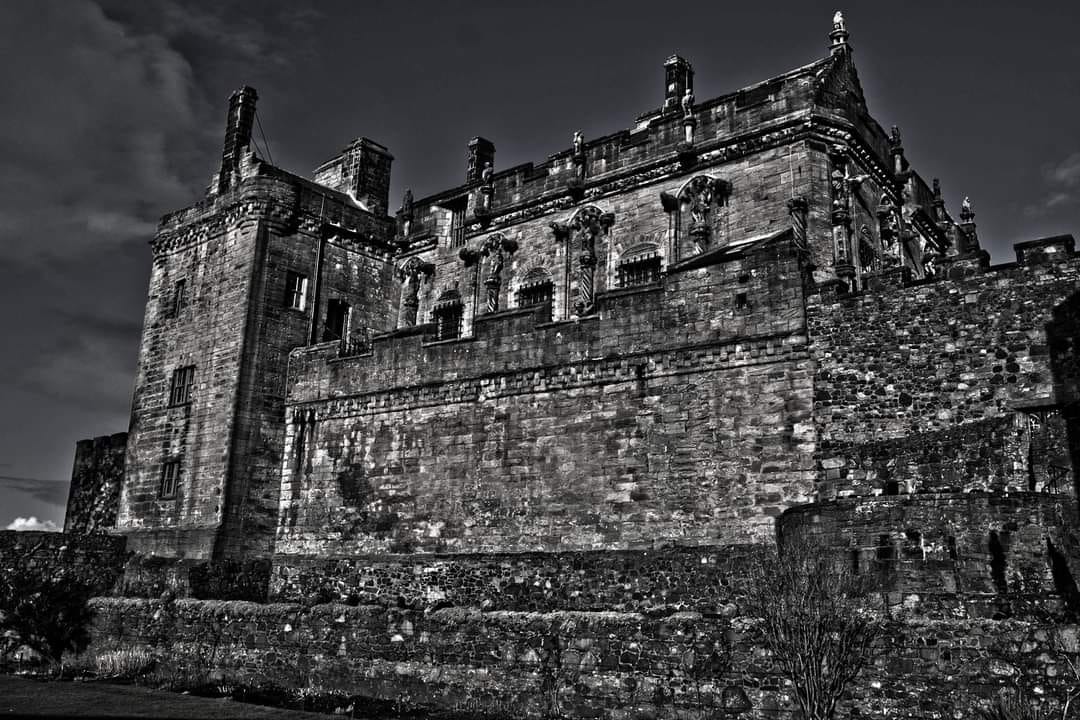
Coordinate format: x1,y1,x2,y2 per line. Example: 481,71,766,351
31,12,1080,717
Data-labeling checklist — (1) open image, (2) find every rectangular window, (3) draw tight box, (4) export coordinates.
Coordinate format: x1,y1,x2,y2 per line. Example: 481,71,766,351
159,459,180,499
322,299,351,342
168,365,195,406
169,279,188,318
450,206,466,249
284,270,308,310
517,281,554,322
433,303,463,341
617,255,662,288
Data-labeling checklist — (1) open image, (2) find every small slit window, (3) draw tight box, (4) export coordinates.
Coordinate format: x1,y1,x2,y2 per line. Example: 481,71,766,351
168,365,195,406
169,279,188,318
159,459,180,499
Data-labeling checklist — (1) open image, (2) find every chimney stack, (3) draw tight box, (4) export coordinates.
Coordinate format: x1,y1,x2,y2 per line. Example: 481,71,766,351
217,86,258,194
467,137,495,184
663,55,694,113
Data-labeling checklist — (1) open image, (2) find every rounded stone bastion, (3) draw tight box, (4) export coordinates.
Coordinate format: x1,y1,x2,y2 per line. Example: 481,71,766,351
777,492,1080,620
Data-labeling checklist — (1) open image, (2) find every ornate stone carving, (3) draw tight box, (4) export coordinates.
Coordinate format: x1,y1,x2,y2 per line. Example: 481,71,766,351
569,207,614,315
787,197,808,251
479,234,518,313
677,176,731,252
396,256,434,328
398,188,414,238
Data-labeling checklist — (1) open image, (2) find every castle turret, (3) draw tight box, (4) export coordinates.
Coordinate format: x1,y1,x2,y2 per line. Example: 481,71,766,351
217,86,258,194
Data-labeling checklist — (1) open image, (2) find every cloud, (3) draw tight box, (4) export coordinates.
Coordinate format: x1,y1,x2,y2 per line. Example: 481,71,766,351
5,516,61,532
0,475,72,506
1025,152,1080,216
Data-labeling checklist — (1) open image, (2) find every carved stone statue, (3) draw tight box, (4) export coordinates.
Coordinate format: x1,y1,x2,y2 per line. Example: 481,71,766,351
569,207,614,315
481,162,493,186
573,131,584,156
960,196,975,223
832,10,845,32
681,86,694,118
396,256,434,328
480,235,518,313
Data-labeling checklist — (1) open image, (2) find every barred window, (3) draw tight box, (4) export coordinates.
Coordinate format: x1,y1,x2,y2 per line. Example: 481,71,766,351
433,302,463,340
284,270,308,310
168,365,195,406
517,280,554,322
450,206,466,248
617,253,662,288
159,459,180,499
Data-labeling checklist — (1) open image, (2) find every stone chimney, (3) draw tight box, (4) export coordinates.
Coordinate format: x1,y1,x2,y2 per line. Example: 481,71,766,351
217,86,258,194
467,137,495,184
663,55,694,113
313,138,393,215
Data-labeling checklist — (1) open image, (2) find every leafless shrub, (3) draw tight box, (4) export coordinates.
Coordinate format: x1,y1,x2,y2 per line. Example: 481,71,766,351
741,535,883,720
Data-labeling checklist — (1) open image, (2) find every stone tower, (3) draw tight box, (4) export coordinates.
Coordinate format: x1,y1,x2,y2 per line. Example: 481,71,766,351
114,88,398,560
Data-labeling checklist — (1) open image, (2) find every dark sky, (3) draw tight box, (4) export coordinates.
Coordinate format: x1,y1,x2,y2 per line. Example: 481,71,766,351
2,1,1079,530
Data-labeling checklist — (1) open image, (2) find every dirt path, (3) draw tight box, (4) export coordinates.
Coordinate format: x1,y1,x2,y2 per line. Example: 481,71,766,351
0,675,335,718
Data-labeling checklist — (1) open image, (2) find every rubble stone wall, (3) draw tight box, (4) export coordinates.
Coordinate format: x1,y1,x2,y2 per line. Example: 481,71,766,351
85,596,1080,719
64,432,126,534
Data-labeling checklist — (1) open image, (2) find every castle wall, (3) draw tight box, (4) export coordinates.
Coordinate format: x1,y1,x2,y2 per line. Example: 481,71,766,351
64,432,126,534
279,240,814,557
809,239,1080,498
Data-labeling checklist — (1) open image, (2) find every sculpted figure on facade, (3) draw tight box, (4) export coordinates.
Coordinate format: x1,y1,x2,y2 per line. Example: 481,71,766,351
396,256,434,328
479,234,519,313
569,206,614,316
678,176,731,252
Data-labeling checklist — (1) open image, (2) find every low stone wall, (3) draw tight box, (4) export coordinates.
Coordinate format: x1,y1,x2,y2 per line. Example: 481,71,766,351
270,545,760,613
0,530,126,595
86,596,1080,719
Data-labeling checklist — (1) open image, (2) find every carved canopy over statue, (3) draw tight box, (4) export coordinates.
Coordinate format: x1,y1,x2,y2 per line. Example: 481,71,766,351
660,176,732,254
567,206,614,316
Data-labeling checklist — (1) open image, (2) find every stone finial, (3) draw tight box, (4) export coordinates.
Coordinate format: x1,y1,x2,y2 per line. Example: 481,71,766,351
960,196,975,223
829,10,850,53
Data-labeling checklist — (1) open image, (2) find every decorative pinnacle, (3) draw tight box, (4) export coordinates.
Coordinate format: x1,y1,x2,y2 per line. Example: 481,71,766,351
960,196,975,224
830,10,850,52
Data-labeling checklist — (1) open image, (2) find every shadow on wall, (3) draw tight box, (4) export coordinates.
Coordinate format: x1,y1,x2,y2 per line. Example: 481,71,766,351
1048,289,1080,499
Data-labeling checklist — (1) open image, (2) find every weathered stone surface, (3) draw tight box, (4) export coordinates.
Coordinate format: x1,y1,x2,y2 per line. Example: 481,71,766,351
64,432,126,534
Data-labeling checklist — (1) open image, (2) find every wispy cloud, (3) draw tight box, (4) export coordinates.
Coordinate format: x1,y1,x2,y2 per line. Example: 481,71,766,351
1025,151,1080,216
6,516,61,532
0,475,71,506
